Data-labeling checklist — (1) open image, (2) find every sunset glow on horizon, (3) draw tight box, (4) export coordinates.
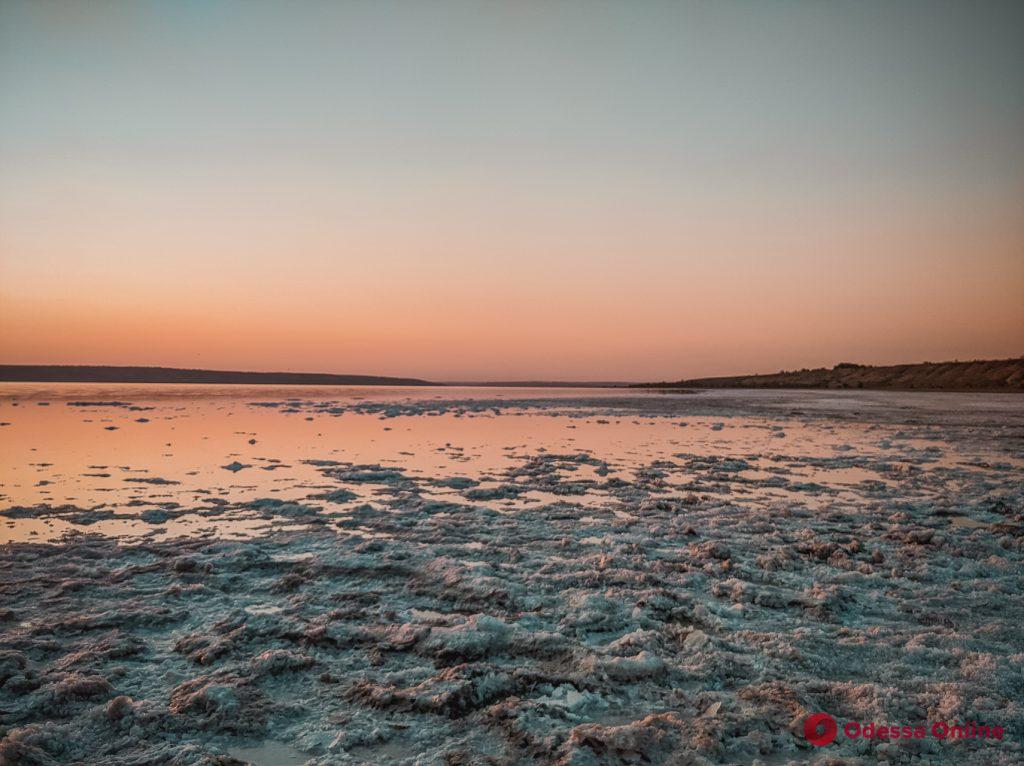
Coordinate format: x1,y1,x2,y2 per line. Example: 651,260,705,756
2,1,1022,381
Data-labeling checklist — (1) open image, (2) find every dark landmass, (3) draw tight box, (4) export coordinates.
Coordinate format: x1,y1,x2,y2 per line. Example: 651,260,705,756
0,365,435,386
635,357,1024,392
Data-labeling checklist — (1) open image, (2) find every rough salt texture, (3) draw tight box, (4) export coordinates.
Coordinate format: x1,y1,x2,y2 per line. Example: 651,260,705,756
1,392,1022,765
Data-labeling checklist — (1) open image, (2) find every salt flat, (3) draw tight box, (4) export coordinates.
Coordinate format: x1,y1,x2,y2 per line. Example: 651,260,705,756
0,385,1021,765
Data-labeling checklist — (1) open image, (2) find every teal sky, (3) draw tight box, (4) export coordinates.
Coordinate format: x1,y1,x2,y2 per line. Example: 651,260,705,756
1,1,1022,379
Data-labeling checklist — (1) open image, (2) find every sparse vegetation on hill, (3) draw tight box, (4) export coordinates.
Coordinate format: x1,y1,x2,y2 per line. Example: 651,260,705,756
637,358,1024,392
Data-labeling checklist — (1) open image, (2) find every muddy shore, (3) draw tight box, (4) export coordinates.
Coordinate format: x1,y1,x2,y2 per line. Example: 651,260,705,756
1,389,1021,765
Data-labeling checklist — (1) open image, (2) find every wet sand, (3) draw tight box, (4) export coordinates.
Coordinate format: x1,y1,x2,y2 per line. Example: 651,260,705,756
0,386,1021,765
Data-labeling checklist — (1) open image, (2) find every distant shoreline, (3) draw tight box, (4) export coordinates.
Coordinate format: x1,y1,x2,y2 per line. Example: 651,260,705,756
3,359,1023,391
634,358,1024,393
0,365,436,387
0,366,636,388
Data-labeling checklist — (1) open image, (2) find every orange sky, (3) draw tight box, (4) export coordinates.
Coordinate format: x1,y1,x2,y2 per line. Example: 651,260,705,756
1,2,1022,381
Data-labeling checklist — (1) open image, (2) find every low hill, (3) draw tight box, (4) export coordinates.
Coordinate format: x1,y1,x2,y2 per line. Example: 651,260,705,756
0,365,434,386
636,358,1024,392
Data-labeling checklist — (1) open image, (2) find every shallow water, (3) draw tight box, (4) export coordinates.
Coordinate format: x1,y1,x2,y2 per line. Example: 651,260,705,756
3,384,1018,543
229,740,309,766
0,385,1022,765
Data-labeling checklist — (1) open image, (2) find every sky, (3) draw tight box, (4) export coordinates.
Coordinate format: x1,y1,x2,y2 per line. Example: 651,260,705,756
1,1,1022,382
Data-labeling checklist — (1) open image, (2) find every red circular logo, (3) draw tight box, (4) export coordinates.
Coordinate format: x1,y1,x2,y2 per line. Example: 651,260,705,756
804,713,838,746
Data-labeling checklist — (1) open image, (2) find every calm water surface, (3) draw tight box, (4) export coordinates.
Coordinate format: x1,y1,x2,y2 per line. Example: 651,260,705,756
2,384,1020,543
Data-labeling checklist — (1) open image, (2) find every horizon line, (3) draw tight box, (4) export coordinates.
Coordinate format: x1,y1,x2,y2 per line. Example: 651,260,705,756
1,358,1021,388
